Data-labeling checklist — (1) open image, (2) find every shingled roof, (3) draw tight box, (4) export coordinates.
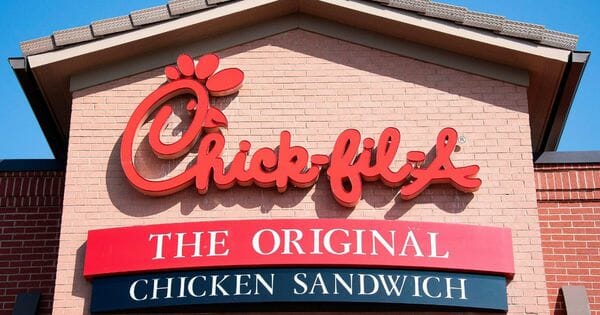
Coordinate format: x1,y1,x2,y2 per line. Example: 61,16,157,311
20,0,579,56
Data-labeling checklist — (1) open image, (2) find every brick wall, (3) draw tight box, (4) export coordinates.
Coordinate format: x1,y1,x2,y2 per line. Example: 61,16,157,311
0,171,64,315
536,163,600,314
57,29,545,314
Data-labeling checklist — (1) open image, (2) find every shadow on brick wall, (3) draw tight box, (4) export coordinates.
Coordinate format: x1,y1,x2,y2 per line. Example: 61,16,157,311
70,244,91,313
107,133,474,218
103,30,489,218
219,30,529,114
106,135,315,217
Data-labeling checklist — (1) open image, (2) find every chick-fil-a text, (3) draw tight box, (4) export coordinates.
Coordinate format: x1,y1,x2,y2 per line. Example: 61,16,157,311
120,54,482,207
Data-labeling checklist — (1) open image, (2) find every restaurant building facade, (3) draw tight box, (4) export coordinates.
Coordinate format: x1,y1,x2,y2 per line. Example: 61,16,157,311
1,0,598,314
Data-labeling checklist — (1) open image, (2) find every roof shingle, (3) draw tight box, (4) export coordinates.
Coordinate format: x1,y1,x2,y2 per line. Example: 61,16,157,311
20,36,55,56
462,11,505,32
424,2,468,23
53,26,94,47
130,5,173,27
91,15,134,37
167,0,210,15
19,0,580,56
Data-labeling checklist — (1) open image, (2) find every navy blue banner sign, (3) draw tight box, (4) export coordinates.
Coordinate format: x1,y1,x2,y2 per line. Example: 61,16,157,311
91,268,507,313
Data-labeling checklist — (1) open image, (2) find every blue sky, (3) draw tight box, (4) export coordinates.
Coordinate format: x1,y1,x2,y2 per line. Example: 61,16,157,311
0,0,598,159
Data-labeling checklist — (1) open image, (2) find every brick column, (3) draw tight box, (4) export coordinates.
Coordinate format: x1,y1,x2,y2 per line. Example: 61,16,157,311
536,163,600,314
0,171,64,315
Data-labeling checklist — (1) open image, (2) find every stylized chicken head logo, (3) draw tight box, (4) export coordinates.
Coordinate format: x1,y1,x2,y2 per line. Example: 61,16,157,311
164,53,244,131
120,53,244,194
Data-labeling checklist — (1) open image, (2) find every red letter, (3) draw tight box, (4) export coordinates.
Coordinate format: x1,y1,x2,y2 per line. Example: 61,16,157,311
195,133,226,194
401,128,481,200
327,129,363,207
121,79,209,196
276,131,320,192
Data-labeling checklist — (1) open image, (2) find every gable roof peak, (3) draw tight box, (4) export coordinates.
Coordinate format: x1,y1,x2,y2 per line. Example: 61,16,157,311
19,0,578,57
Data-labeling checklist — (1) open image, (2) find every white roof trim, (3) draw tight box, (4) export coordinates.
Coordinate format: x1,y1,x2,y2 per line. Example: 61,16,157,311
28,0,570,68
27,0,278,68
327,0,570,61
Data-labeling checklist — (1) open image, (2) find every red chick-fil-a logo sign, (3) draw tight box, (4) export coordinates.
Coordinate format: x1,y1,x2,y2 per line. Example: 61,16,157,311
120,54,482,207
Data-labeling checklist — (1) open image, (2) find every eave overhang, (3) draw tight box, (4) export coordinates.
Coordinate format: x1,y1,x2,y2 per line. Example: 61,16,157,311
9,58,67,163
537,51,590,154
12,0,586,163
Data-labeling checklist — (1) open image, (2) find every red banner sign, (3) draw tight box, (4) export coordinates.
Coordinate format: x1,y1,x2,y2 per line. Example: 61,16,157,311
84,219,514,279
120,54,482,207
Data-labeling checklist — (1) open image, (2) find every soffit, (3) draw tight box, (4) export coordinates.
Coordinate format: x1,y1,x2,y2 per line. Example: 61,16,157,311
22,0,573,153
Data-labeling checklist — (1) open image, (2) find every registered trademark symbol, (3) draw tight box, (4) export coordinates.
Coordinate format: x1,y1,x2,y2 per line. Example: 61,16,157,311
458,135,466,144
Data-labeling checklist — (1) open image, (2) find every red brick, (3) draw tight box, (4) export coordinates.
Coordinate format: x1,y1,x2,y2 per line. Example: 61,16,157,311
579,261,600,268
536,163,600,315
554,261,578,268
0,171,63,315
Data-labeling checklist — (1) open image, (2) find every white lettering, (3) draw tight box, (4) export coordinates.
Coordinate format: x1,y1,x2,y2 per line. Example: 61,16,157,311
129,279,148,301
358,274,379,295
333,273,353,294
149,233,171,260
428,232,449,258
323,229,350,255
177,277,187,298
234,274,252,296
175,232,203,258
282,229,305,254
293,273,308,294
413,275,421,297
399,231,424,257
309,273,329,294
371,230,395,256
445,278,467,300
151,278,173,300
354,229,366,255
378,274,407,296
210,275,229,296
423,276,441,298
310,229,323,254
187,276,206,297
252,229,280,255
255,274,275,295
208,230,229,256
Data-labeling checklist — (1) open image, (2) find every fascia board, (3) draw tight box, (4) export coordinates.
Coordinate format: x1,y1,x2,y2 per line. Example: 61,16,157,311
27,0,280,68
316,0,570,62
27,0,570,69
